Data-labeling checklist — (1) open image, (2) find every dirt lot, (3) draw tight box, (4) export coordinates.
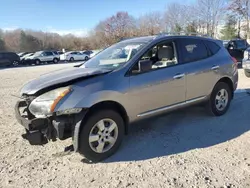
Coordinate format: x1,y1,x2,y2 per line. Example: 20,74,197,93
0,64,250,188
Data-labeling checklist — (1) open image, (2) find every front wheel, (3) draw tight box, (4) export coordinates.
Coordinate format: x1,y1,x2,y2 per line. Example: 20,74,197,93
35,59,41,65
84,56,89,61
244,70,250,78
69,57,74,62
206,82,232,116
78,110,125,162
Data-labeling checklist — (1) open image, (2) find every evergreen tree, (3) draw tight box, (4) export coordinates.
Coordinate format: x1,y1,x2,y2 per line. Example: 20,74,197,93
220,16,237,40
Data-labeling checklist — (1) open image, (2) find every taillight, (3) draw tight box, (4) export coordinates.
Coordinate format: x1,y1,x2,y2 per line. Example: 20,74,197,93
231,56,238,71
231,56,237,65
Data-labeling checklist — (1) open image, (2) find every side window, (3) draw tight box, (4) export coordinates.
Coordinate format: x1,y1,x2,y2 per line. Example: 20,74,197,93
131,41,178,74
204,40,221,55
179,39,209,63
46,52,53,56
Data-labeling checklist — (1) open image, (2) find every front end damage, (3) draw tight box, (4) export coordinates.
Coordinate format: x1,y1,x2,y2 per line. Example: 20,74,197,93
15,98,86,148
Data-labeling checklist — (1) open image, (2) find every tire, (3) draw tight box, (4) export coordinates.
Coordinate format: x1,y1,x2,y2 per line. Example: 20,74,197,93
35,59,41,65
53,58,59,64
206,82,232,116
245,70,250,78
12,60,19,67
69,57,74,62
84,56,89,61
78,109,125,162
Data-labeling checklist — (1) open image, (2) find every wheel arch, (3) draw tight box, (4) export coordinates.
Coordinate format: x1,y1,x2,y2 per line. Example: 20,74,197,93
216,77,234,99
84,100,129,133
73,100,129,151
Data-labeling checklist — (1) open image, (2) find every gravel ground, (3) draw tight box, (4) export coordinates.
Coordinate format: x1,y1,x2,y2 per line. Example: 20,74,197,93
0,64,250,188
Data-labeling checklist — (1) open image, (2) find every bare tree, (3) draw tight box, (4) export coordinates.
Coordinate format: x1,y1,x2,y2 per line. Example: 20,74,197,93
3,29,22,51
196,0,226,37
138,12,163,35
164,3,188,32
228,0,250,38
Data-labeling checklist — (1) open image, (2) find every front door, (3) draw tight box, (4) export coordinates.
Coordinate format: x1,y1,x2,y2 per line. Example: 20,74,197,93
128,40,186,118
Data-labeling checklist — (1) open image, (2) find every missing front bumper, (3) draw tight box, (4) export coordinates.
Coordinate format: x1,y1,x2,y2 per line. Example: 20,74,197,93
15,100,85,146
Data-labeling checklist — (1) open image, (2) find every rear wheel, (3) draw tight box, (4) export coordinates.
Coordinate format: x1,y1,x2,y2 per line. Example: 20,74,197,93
53,58,59,64
206,82,232,116
12,60,19,67
244,70,250,78
35,59,41,65
78,109,125,162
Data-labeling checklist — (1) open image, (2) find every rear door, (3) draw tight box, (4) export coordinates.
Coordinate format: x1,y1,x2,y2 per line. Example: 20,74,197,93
75,52,82,60
0,53,9,66
45,51,54,61
177,38,220,101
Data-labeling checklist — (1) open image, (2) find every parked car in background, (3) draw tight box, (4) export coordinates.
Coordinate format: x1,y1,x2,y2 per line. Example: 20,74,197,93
64,51,89,62
24,51,60,65
16,34,238,162
224,39,249,63
242,49,250,77
51,51,61,60
82,50,93,56
18,52,31,57
20,53,34,64
0,52,20,67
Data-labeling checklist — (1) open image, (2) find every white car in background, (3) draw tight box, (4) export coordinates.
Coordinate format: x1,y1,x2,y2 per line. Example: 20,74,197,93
63,51,89,62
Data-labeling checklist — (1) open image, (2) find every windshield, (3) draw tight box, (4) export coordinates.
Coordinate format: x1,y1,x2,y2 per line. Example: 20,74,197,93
33,51,42,56
82,41,146,69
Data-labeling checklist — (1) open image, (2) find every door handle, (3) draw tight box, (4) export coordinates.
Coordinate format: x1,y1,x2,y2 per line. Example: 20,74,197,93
211,65,220,70
173,73,185,79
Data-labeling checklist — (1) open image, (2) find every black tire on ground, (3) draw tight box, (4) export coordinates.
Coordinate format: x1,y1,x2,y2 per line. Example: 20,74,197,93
70,57,74,62
78,109,125,162
206,82,232,116
84,56,89,61
35,59,41,65
245,70,250,78
53,58,59,64
12,60,19,67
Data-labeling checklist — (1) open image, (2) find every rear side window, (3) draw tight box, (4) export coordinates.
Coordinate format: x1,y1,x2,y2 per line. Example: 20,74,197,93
45,52,53,56
179,39,209,63
204,40,221,55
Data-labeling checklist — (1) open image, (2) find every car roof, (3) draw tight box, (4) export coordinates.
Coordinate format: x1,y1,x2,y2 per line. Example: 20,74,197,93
120,34,218,44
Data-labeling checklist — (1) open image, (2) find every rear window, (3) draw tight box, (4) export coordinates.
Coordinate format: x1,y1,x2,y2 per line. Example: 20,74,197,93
179,39,209,63
234,40,247,49
204,40,221,55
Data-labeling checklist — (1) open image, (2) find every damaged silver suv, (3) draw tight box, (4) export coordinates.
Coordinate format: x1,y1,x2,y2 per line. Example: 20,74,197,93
15,34,238,162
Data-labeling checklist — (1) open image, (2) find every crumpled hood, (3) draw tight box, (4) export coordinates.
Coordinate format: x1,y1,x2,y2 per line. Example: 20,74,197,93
20,66,111,95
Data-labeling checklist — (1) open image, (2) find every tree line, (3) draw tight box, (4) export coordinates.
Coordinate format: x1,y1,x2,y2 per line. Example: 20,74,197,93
0,0,249,52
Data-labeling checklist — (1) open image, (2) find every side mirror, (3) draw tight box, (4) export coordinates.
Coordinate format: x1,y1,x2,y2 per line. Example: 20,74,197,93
138,60,152,72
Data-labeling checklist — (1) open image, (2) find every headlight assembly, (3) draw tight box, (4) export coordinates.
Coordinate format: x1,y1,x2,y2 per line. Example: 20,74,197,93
29,86,72,117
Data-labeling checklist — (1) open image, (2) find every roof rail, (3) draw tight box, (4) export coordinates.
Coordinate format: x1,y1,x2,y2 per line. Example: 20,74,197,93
157,32,212,38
